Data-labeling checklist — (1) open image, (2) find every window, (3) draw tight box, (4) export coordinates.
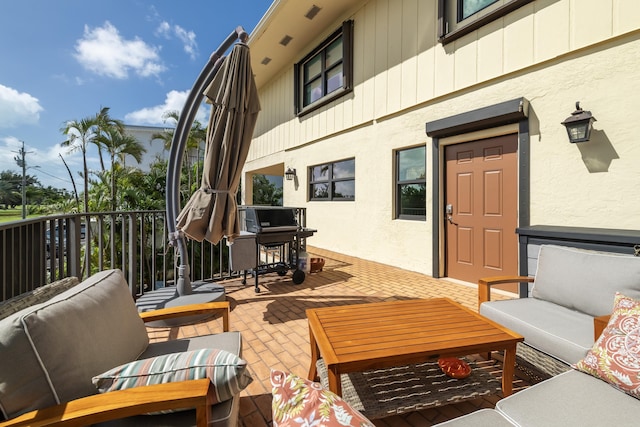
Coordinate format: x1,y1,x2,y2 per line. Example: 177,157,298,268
309,159,355,201
460,0,499,20
438,0,533,44
294,21,353,116
395,146,426,220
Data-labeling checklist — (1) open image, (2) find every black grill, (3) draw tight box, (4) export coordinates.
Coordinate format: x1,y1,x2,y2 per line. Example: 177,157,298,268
242,206,299,233
235,206,316,293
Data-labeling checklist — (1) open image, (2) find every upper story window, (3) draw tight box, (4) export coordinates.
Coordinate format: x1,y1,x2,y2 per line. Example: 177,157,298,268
294,21,353,116
309,158,355,201
395,146,426,220
439,0,534,44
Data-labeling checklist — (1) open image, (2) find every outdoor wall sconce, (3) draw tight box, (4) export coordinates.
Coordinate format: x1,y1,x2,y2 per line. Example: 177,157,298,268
285,167,297,181
561,102,596,143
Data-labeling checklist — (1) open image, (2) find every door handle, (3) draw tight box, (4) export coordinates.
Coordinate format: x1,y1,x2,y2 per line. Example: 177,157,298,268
445,204,457,225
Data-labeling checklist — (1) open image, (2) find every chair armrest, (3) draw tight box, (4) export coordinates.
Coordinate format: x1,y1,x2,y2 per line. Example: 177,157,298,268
594,315,611,341
139,301,230,332
478,276,534,310
0,379,214,427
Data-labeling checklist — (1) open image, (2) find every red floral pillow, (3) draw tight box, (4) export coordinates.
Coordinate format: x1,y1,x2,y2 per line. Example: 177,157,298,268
271,370,374,427
574,292,640,399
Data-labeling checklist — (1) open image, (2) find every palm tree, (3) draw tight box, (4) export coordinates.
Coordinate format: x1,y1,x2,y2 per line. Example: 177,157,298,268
94,107,125,172
61,116,98,213
95,128,146,211
152,110,206,190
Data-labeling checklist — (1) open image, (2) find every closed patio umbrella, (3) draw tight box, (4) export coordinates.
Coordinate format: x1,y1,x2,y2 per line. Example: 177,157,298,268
136,28,258,319
176,42,260,245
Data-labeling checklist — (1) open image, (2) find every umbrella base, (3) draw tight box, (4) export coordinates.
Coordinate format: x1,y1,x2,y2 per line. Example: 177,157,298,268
135,281,226,327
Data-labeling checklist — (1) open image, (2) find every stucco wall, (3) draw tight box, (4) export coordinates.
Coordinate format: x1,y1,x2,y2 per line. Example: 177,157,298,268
244,0,640,275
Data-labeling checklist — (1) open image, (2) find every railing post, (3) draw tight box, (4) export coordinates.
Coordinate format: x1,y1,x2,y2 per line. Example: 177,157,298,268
68,217,83,279
127,213,138,298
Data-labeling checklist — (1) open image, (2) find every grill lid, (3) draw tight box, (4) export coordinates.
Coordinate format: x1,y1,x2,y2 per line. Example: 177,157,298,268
241,207,299,233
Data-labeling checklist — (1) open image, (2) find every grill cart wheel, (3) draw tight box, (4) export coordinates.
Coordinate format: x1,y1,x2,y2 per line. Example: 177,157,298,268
276,263,288,276
292,269,305,284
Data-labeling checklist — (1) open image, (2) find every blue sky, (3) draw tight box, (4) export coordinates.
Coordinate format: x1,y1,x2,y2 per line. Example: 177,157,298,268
0,0,272,192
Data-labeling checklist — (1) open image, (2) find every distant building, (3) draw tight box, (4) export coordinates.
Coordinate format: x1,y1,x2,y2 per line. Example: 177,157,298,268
123,124,173,171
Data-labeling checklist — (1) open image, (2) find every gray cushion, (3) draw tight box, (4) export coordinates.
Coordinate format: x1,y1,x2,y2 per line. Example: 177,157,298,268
480,297,593,365
496,370,640,426
0,269,149,420
96,332,243,427
531,245,640,317
432,409,515,426
140,332,243,360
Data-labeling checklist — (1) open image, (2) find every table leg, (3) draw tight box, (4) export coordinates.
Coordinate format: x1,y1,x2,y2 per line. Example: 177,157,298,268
308,324,319,381
502,344,517,396
327,366,342,397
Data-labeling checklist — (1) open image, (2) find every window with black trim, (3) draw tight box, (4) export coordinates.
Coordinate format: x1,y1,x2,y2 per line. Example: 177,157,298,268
294,20,353,116
309,158,355,201
395,146,426,220
438,0,533,44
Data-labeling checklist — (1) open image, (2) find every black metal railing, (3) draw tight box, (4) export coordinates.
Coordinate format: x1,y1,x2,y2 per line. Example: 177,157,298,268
0,211,235,303
0,207,308,304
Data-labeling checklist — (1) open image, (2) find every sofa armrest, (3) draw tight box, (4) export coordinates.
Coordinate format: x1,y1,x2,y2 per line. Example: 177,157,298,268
139,301,230,331
0,379,214,427
478,276,534,310
594,315,611,341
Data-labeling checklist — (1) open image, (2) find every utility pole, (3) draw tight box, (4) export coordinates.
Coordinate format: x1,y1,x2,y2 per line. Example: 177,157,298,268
13,141,33,219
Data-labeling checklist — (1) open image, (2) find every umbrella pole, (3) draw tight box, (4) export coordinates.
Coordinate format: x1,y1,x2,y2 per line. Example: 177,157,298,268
166,27,248,296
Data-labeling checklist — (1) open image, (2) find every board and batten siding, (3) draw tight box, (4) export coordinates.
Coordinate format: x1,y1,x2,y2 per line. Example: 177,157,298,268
249,0,640,160
243,0,640,276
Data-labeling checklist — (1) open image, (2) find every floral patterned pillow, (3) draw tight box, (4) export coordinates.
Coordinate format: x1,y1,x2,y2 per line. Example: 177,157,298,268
271,370,375,427
574,292,640,399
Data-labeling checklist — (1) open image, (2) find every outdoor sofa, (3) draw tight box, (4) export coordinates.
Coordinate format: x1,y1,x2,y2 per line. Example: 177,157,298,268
431,244,640,426
0,269,251,426
479,244,640,376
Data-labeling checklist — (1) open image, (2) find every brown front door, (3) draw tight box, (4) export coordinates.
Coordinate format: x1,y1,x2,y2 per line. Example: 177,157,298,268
444,134,518,285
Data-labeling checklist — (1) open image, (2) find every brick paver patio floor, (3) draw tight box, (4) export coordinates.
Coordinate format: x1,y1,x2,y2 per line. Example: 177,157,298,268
147,246,526,426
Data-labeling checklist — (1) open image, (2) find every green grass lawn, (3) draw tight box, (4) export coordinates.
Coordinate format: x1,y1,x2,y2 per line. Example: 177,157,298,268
0,208,41,223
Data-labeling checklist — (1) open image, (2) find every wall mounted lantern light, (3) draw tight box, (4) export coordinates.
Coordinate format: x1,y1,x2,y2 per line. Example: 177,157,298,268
285,167,297,181
561,102,596,143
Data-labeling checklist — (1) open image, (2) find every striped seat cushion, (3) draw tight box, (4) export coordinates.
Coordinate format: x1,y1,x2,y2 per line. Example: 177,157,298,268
92,348,253,405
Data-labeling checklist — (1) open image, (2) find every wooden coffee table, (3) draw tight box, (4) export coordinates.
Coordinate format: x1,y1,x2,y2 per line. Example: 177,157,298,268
307,298,523,397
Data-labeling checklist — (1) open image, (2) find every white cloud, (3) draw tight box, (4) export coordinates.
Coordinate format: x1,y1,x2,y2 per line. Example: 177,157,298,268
0,136,102,191
155,21,198,60
155,21,171,38
0,85,43,129
0,136,24,170
173,25,198,60
124,89,209,125
74,21,166,79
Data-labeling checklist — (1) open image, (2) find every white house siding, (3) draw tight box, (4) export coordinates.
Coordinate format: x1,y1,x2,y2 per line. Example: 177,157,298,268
244,0,640,276
123,125,171,171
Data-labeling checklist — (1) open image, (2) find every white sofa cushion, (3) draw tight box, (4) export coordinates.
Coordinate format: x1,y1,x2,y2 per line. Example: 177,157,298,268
480,297,594,365
531,245,640,317
432,409,515,426
0,269,149,420
496,370,640,426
